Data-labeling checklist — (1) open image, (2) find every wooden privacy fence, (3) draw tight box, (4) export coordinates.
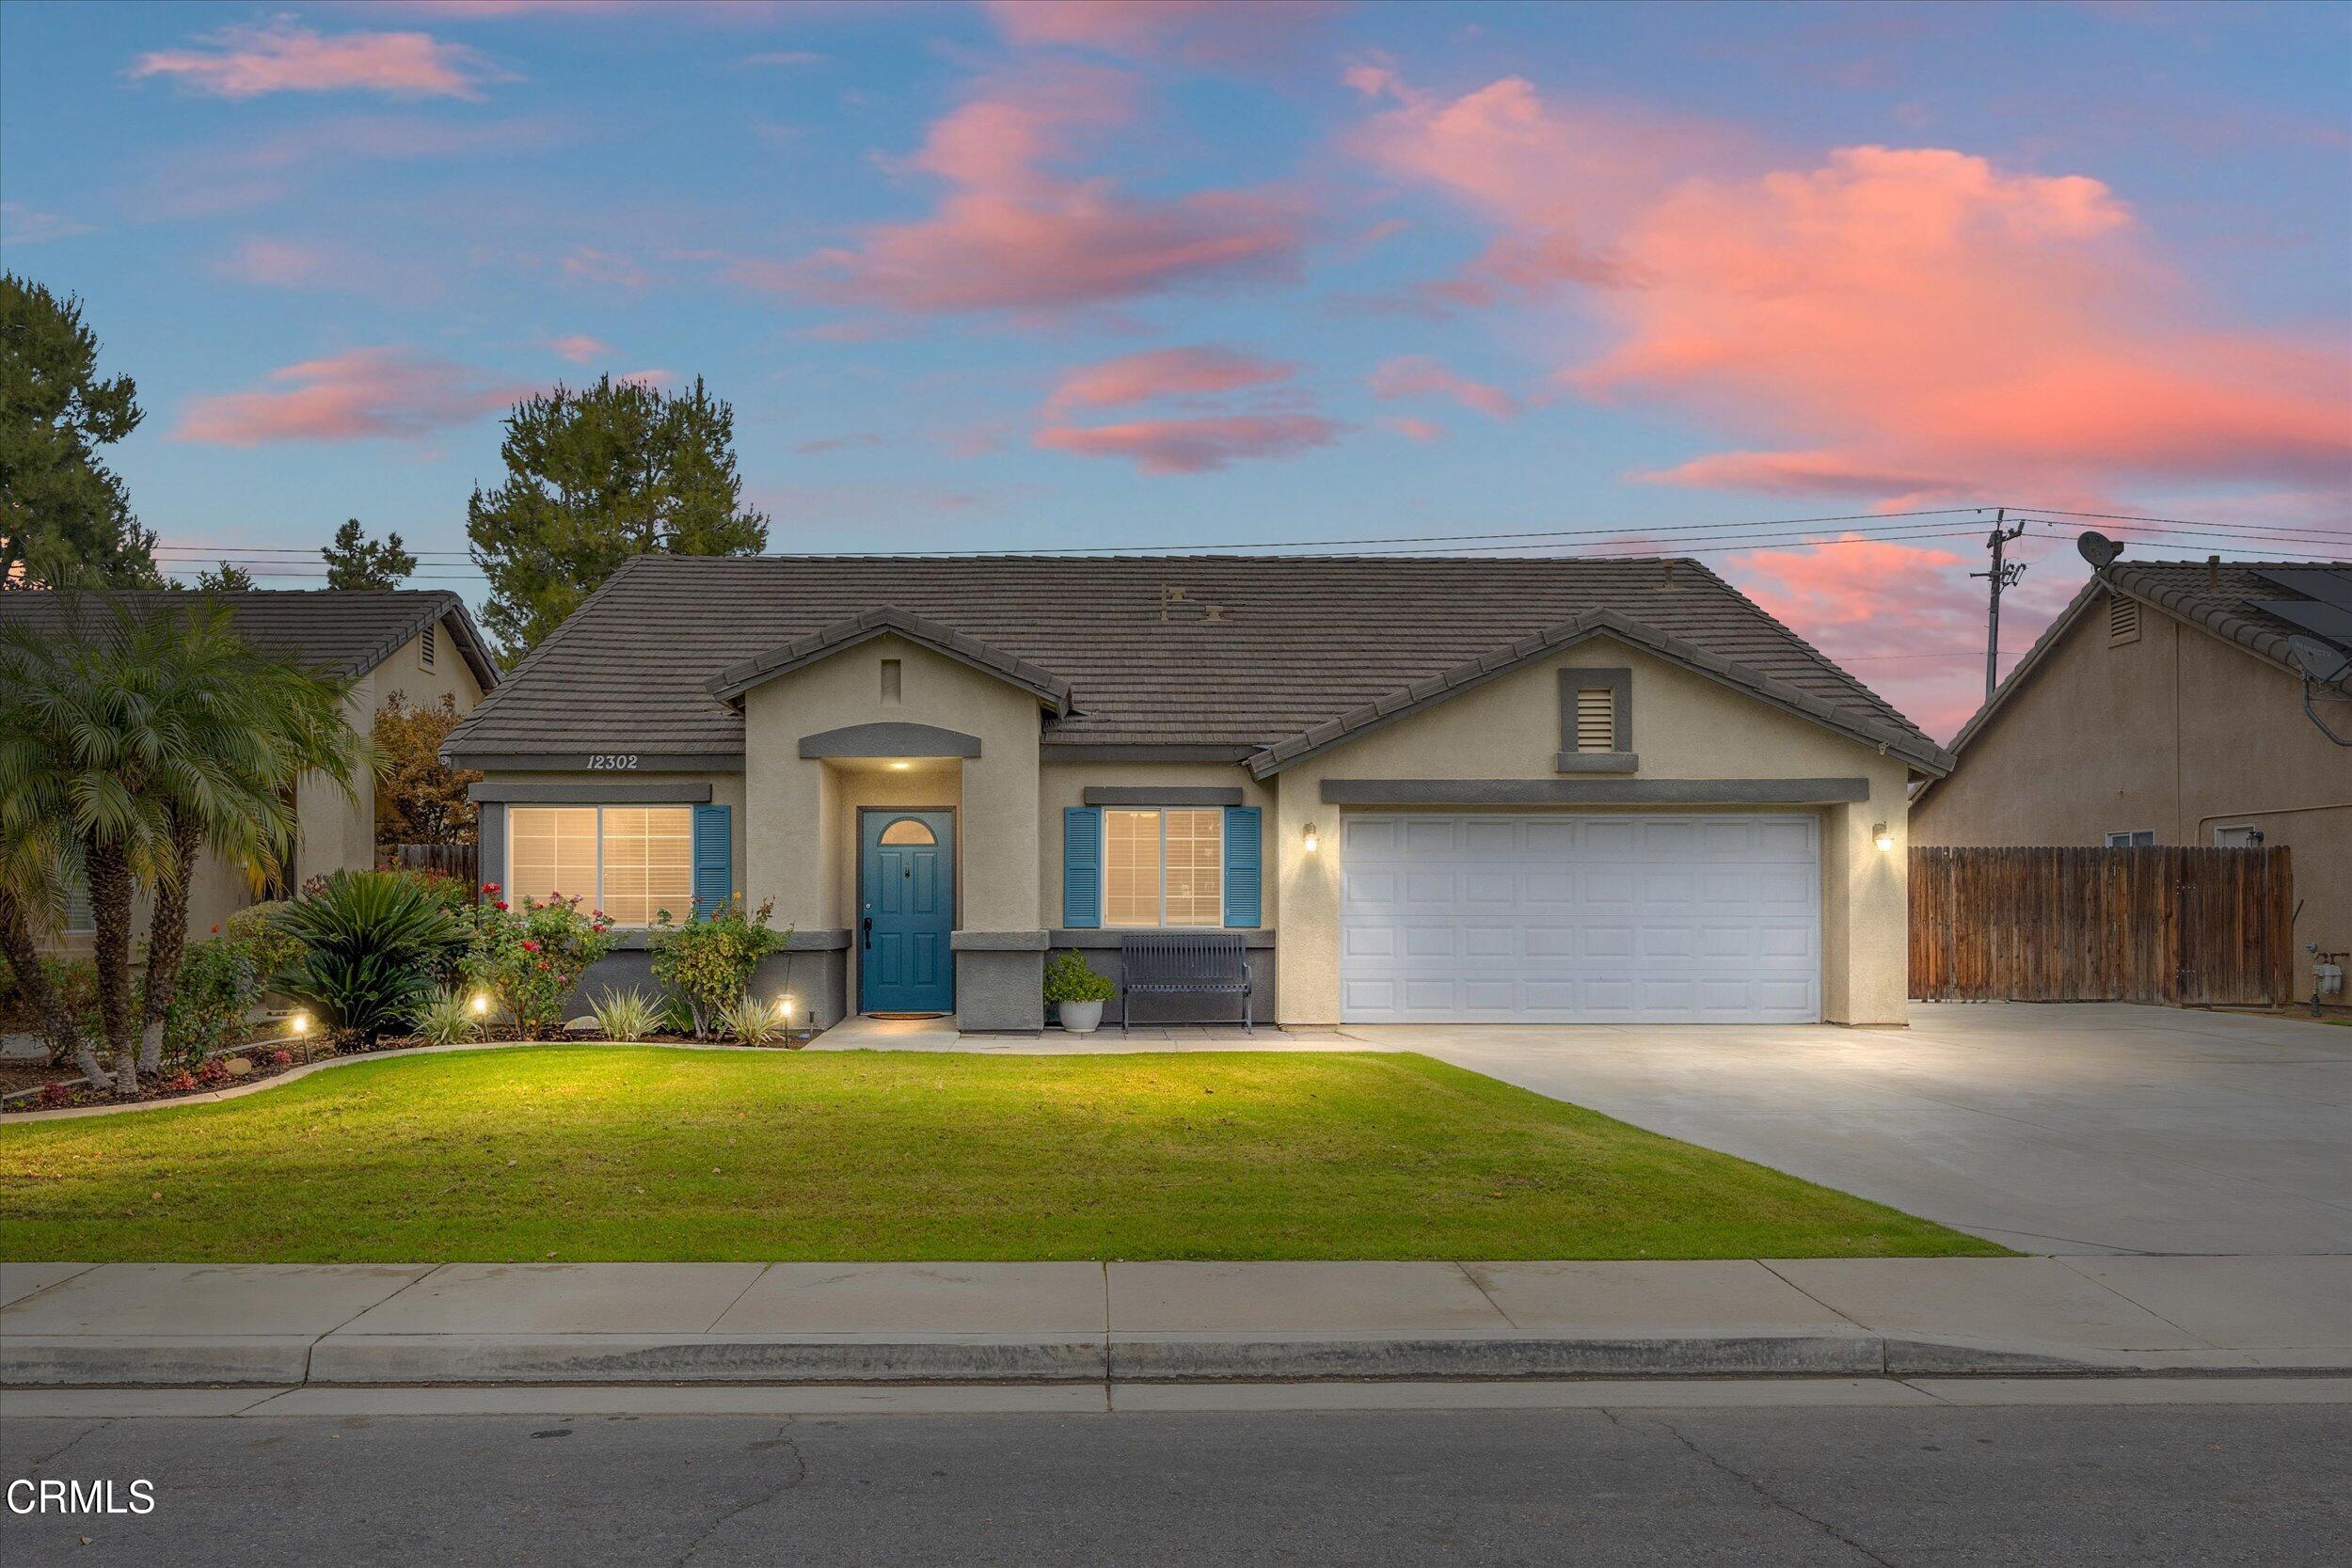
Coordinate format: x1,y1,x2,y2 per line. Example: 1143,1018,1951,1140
378,841,480,885
1910,846,2296,1006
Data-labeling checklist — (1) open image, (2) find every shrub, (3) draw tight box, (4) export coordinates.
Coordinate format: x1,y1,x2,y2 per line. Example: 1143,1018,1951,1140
715,991,787,1046
31,959,101,1067
160,939,263,1068
272,871,467,1046
462,892,612,1039
1042,949,1116,1005
222,901,305,982
415,988,480,1047
648,895,787,1039
589,987,661,1042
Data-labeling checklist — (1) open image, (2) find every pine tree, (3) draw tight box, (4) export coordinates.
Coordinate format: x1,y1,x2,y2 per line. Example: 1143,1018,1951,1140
467,375,767,657
321,518,417,589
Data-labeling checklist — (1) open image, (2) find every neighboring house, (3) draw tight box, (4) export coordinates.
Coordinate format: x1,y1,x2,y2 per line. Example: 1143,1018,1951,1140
1911,558,2351,1009
444,555,1950,1032
1,589,500,956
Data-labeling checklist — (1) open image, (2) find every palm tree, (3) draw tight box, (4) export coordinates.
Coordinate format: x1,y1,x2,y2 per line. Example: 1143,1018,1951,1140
0,596,363,1094
134,602,364,1073
0,816,106,1085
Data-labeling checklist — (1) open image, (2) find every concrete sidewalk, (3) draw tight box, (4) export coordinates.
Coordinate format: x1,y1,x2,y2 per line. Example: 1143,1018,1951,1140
5,1256,2347,1387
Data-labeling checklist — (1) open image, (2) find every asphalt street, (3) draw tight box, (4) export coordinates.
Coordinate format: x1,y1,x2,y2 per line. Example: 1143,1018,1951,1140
5,1402,2348,1567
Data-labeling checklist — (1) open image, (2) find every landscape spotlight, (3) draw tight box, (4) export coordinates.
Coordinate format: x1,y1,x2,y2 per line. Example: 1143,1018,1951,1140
470,992,491,1016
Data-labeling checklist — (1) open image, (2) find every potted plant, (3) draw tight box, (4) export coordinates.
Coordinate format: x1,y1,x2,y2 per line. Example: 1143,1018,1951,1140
1043,949,1115,1035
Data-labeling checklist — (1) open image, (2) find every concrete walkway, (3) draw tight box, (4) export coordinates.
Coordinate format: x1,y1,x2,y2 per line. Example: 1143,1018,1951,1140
6,1256,2347,1388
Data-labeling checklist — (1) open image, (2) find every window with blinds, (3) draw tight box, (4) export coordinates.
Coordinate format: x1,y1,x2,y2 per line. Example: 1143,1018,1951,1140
2107,594,2141,645
1104,807,1223,927
508,805,693,925
1574,686,1616,752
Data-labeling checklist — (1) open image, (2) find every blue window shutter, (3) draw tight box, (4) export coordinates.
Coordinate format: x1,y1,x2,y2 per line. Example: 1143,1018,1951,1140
691,804,731,919
1223,806,1262,928
1063,806,1102,928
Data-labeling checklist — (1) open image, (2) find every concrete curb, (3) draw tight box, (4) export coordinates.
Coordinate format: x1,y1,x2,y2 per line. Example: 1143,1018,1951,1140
11,1332,2347,1388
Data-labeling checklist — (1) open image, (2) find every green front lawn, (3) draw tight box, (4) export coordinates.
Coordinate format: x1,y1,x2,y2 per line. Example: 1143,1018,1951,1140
0,1047,2005,1262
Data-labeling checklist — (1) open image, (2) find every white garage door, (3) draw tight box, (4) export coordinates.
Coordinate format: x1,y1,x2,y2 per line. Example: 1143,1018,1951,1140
1339,814,1820,1023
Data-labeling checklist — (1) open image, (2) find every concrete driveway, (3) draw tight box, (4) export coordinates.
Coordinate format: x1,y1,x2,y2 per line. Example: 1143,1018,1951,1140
1354,1004,2352,1257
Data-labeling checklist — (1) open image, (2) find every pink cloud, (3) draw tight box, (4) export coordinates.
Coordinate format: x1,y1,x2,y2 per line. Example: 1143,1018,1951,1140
129,21,500,100
1367,355,1517,420
1381,416,1445,441
174,348,523,446
985,1,1336,65
562,246,653,290
541,333,609,364
1351,71,2352,501
1722,534,2081,738
1036,414,1343,473
218,238,338,287
616,369,674,388
1044,345,1295,417
753,63,1305,313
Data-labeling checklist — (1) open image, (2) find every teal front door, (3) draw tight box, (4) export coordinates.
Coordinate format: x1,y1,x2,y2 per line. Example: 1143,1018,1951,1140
860,810,955,1014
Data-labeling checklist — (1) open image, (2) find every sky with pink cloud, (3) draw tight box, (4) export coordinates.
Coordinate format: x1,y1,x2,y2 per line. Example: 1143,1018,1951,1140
3,0,2346,736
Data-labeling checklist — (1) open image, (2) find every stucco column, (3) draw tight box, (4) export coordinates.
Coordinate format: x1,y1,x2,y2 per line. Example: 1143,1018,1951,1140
1273,770,1340,1025
1822,764,1910,1024
743,689,838,930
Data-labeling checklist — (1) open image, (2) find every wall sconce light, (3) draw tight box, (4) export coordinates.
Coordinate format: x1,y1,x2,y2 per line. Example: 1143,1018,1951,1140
290,1012,310,1036
1303,822,1319,853
1872,822,1894,852
469,991,491,1017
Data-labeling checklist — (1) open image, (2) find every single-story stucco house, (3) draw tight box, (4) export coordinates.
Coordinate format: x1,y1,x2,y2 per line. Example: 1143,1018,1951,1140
440,554,1952,1032
1,588,500,956
1912,557,2350,1009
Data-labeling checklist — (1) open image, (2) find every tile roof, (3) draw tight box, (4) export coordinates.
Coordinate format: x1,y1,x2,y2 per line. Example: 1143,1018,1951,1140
708,605,1073,713
444,553,1950,771
0,588,500,692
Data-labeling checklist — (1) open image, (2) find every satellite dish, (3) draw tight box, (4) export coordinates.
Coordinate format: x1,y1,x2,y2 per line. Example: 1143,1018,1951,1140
2288,634,2351,686
2076,531,2124,570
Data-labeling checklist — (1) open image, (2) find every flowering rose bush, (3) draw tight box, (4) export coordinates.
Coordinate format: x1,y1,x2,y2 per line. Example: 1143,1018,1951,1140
461,887,613,1038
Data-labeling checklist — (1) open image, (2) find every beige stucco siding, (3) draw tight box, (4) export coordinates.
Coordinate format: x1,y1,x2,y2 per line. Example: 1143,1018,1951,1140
740,634,1041,935
1268,638,1913,1025
1037,761,1278,929
1913,590,2351,1002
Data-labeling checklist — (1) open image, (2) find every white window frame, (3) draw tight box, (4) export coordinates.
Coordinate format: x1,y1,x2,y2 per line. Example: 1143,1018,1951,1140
505,804,695,927
1102,806,1224,929
2105,829,2156,847
2211,823,2263,847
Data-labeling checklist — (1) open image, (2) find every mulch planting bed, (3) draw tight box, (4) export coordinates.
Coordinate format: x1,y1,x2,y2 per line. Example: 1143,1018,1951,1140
1,1026,821,1114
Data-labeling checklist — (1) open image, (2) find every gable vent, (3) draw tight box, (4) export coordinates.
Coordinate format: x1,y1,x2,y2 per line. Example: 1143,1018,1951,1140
1575,686,1616,752
2107,594,2141,646
420,621,437,669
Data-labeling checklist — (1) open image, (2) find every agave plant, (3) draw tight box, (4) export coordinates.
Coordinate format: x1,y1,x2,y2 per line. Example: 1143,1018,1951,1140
414,988,481,1048
589,987,661,1042
715,992,787,1047
273,872,465,1046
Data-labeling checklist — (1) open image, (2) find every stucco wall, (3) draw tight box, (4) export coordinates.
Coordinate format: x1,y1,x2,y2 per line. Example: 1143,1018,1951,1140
740,633,1042,937
1913,591,2351,1004
1267,638,1913,1026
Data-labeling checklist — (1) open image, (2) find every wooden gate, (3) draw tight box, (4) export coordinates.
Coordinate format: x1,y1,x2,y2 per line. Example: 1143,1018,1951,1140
1909,846,2296,1005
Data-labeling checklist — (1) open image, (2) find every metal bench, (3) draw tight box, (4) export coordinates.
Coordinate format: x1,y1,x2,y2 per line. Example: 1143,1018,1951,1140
1119,932,1252,1035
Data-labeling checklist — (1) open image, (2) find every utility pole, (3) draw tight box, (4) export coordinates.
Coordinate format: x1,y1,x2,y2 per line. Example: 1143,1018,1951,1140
1970,508,2027,704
